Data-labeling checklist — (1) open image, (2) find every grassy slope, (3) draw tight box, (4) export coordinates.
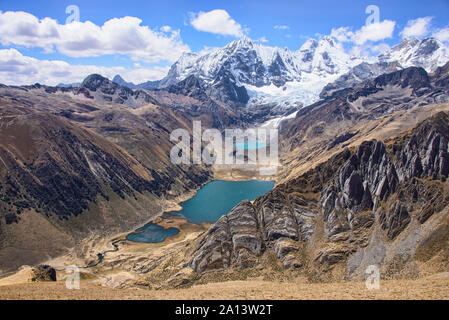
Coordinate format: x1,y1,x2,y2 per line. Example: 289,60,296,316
0,276,448,300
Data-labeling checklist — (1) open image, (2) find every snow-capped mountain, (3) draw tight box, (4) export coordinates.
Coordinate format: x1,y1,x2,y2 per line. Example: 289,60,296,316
159,36,365,107
152,36,449,115
379,37,449,73
320,37,449,100
162,36,364,86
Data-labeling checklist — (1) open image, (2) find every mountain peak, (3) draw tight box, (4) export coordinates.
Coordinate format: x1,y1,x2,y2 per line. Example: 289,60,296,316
399,37,420,45
319,36,336,47
380,37,449,72
112,74,125,83
81,74,111,91
299,39,319,52
237,35,253,44
112,74,137,88
226,36,256,51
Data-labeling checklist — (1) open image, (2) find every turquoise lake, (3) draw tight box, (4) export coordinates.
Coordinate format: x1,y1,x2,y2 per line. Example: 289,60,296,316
126,222,179,243
234,141,267,150
127,180,274,243
167,180,274,224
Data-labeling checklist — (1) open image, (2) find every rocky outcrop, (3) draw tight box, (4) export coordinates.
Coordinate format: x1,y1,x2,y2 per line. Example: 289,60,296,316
191,112,449,279
393,112,449,182
29,265,56,282
16,74,160,109
210,73,249,106
191,201,263,272
191,191,315,273
379,201,411,239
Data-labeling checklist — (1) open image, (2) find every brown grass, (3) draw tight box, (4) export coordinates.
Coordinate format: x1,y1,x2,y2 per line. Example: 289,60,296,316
0,276,448,300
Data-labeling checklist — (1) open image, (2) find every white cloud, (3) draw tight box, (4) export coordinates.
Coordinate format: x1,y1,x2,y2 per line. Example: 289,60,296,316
190,9,243,37
330,27,354,42
369,43,391,54
160,25,172,33
0,48,169,86
0,11,59,51
433,27,449,43
258,37,268,43
0,11,190,63
274,25,289,30
350,43,390,57
353,20,396,45
401,17,433,38
330,20,395,45
123,66,170,84
329,21,396,57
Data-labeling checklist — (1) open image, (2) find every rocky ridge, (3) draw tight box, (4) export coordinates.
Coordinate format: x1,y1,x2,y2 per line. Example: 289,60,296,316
190,111,449,281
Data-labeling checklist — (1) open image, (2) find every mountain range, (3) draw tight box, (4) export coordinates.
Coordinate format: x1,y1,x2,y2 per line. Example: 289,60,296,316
1,34,449,290
53,36,449,129
111,36,449,111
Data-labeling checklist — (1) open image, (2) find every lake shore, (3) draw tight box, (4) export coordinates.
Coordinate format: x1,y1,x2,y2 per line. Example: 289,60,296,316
0,178,275,290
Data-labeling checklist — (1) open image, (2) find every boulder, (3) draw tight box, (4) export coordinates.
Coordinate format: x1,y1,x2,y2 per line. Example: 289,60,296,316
29,265,57,282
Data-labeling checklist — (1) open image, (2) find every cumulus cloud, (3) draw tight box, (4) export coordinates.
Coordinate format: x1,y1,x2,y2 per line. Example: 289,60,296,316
350,42,390,57
330,20,395,45
352,20,396,45
0,11,59,52
433,27,449,43
369,43,391,54
190,9,243,37
399,16,449,44
123,65,170,84
330,27,354,42
0,11,189,63
274,25,289,30
0,48,169,86
160,25,172,33
329,20,395,57
401,16,433,38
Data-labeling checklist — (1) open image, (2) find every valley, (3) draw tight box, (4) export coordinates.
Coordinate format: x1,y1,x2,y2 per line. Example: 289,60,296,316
1,32,449,300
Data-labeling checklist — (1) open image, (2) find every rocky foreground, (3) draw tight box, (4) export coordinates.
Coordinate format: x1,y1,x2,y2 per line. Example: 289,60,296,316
1,276,448,300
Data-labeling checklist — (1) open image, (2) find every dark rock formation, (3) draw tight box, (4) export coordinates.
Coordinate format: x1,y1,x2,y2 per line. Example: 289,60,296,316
379,201,411,239
30,265,56,282
210,73,249,105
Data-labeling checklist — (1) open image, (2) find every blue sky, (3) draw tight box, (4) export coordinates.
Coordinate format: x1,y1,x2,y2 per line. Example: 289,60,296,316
0,0,448,85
